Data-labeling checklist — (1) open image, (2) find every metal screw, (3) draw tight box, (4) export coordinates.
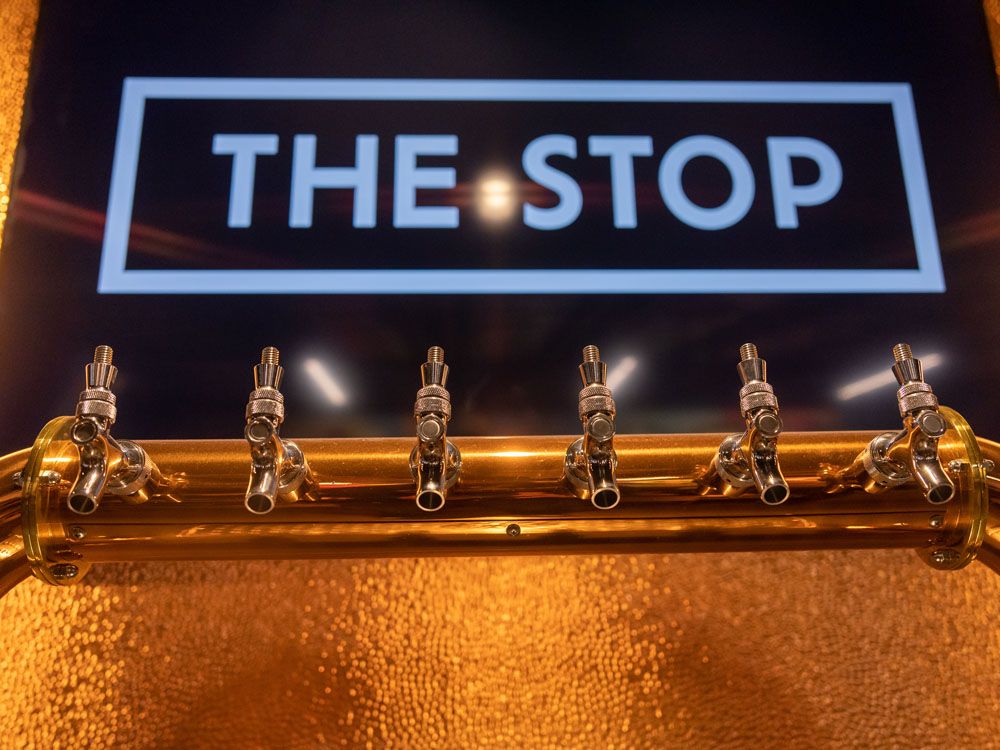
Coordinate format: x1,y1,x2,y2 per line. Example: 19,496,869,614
68,526,86,541
739,342,759,361
929,514,944,529
983,459,996,474
582,345,600,364
39,470,62,485
753,411,782,438
930,549,959,567
50,563,79,581
12,471,22,488
427,346,445,364
506,523,521,537
915,410,946,438
948,460,963,474
587,415,615,441
417,416,444,442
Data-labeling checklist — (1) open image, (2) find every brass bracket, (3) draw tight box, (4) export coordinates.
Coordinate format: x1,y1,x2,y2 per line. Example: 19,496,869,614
915,406,988,571
21,416,93,586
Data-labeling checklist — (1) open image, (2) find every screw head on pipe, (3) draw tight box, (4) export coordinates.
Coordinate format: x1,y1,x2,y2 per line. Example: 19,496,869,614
915,410,947,438
929,549,959,567
753,411,782,438
417,416,445,442
587,414,615,441
50,563,79,581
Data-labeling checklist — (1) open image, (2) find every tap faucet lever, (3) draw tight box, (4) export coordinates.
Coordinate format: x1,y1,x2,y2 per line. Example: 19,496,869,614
844,344,954,504
411,346,461,511
68,346,160,515
705,343,790,505
243,347,313,515
564,345,621,510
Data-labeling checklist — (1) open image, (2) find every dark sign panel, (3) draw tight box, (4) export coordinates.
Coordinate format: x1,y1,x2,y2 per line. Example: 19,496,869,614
105,78,938,292
1,1,998,448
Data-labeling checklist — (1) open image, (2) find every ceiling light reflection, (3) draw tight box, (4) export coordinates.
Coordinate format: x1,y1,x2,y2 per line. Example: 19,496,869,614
476,173,516,221
606,355,639,392
836,352,942,401
303,358,348,406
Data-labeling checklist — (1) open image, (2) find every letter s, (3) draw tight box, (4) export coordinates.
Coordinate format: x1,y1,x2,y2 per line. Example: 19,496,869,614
522,135,582,230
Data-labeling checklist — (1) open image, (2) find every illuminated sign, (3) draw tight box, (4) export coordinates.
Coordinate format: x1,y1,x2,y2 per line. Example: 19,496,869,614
100,78,943,294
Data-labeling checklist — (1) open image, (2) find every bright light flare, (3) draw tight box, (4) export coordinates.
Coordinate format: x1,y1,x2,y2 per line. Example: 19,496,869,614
303,358,348,406
836,352,942,401
606,355,639,392
476,173,516,221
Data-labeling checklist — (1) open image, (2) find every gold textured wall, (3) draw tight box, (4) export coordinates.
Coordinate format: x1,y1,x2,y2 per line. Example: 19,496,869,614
987,0,1000,80
0,0,38,254
4,4,1000,748
2,553,1000,748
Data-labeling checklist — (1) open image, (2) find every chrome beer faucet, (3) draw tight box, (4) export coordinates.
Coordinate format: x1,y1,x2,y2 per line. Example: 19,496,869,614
411,346,461,511
68,346,159,514
704,343,790,505
243,347,313,514
842,343,954,504
564,345,621,509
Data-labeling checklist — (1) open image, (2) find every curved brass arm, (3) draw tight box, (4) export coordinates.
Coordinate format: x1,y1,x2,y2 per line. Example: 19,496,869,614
973,438,1000,575
0,449,30,599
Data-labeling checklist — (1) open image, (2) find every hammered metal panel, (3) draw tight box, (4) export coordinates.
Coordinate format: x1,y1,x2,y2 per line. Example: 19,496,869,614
1,551,999,748
987,0,1000,80
0,0,38,254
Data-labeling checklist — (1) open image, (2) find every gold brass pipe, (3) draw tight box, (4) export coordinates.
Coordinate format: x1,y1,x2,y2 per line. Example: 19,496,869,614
972,437,1000,574
0,448,30,598
7,410,994,597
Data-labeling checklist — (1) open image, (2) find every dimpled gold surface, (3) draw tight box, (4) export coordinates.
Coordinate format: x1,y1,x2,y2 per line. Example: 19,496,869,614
0,0,37,255
1,552,1000,748
987,0,1000,79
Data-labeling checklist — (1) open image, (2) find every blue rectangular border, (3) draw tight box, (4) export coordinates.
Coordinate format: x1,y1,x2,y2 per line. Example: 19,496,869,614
99,78,944,294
